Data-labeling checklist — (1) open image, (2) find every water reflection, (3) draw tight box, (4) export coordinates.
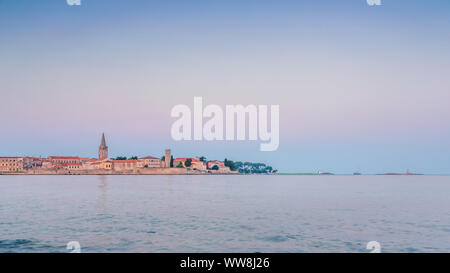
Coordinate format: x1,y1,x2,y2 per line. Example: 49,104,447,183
96,175,108,214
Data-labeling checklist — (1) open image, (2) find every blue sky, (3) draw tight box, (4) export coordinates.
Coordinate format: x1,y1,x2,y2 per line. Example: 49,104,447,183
1,0,450,173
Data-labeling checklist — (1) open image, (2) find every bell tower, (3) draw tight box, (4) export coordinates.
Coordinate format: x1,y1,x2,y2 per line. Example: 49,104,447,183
165,149,171,168
98,133,108,160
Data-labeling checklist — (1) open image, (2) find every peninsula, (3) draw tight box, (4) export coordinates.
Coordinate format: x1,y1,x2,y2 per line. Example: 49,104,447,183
0,134,276,175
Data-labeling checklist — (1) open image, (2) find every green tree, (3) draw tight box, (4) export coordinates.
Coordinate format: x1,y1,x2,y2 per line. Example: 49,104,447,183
130,156,138,160
224,158,236,171
114,156,127,160
185,158,192,167
211,165,219,170
199,156,206,162
176,162,184,168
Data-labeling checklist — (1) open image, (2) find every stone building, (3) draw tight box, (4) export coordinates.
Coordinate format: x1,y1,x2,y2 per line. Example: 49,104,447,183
140,156,161,168
102,160,113,170
112,159,143,171
207,160,231,173
48,156,81,164
23,157,42,169
173,158,206,170
56,163,82,170
0,157,23,172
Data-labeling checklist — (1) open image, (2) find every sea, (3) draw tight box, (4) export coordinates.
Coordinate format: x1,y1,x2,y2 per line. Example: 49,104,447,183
0,175,449,253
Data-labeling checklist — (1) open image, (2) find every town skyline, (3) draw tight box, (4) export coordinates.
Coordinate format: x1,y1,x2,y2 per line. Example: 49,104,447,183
0,133,281,175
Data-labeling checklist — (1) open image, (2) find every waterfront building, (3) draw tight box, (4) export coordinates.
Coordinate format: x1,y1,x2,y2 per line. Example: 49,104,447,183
44,162,82,170
82,161,102,170
0,157,24,172
23,157,42,169
207,160,231,173
173,158,206,170
112,159,143,171
48,156,81,164
140,156,161,168
207,160,225,169
0,133,176,173
42,156,81,170
55,163,82,170
81,157,112,170
101,160,113,170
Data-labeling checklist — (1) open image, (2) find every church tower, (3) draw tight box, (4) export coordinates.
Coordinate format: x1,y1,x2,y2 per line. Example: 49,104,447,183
165,149,171,168
98,133,108,160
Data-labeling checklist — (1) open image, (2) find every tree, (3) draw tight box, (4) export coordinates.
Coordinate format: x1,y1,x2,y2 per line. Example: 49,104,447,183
130,156,138,160
199,156,206,162
185,158,192,167
114,156,127,160
176,162,184,168
224,158,236,171
224,158,275,174
211,165,219,170
170,156,174,167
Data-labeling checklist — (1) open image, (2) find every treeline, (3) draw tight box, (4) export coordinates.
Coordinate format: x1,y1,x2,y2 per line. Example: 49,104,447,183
224,158,277,174
111,155,276,174
113,156,138,160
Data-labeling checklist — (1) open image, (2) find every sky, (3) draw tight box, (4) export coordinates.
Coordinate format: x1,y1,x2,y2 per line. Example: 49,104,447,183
1,0,450,174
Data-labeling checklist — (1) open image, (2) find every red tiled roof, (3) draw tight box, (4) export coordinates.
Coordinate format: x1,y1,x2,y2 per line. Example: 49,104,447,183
85,159,98,162
141,156,159,160
48,156,80,160
174,158,201,162
52,163,82,166
24,157,41,161
113,160,139,163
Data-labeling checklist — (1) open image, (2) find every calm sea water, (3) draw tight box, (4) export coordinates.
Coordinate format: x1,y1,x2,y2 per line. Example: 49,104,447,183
0,175,449,253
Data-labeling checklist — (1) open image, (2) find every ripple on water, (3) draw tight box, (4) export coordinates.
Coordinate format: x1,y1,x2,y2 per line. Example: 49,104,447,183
0,239,57,253
1,175,449,252
261,235,290,243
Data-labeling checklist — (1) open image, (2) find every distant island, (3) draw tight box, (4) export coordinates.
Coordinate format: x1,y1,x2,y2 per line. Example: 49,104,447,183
277,171,335,175
376,170,424,176
0,133,277,175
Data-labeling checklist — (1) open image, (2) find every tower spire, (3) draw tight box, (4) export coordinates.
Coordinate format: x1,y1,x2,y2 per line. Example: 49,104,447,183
98,133,108,160
100,132,106,148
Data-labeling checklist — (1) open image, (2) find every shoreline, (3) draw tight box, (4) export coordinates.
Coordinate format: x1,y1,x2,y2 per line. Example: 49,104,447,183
0,172,442,176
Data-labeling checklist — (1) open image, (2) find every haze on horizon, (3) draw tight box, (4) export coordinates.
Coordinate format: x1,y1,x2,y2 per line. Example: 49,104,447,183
1,0,450,174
